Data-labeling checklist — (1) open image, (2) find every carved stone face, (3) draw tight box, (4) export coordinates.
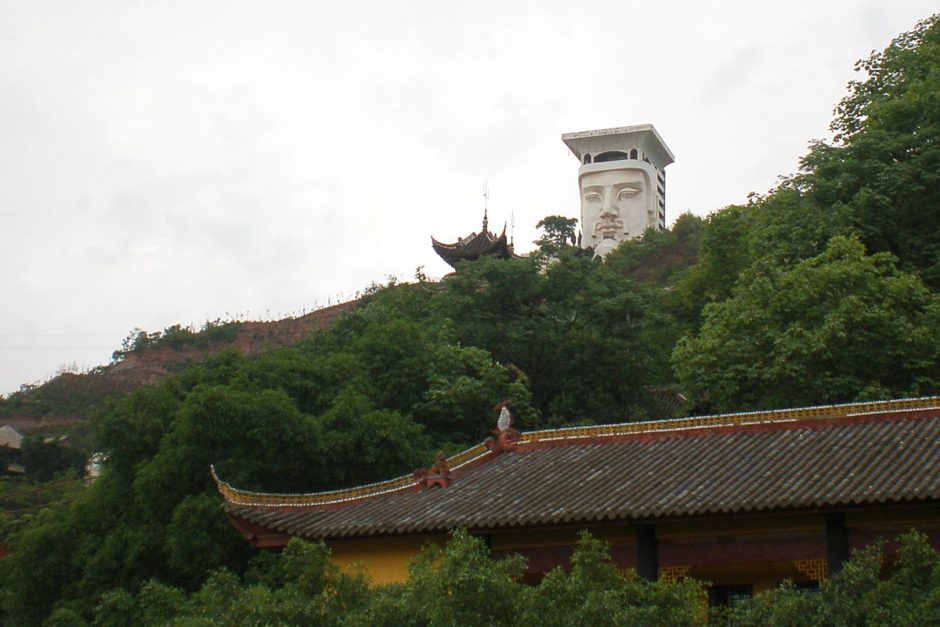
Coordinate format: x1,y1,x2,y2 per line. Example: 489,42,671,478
579,167,655,257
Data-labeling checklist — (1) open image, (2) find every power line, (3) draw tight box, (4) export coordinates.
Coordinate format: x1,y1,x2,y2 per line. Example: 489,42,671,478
0,500,75,515
0,479,82,500
0,346,114,350
0,334,116,337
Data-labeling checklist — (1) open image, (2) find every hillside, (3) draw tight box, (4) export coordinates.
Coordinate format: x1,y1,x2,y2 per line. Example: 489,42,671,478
0,226,702,435
0,300,359,432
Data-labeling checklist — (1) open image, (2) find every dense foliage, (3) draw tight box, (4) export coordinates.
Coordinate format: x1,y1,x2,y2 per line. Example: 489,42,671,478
674,235,940,409
0,14,938,625
36,529,940,627
726,531,940,627
87,530,708,627
111,320,241,362
670,14,940,411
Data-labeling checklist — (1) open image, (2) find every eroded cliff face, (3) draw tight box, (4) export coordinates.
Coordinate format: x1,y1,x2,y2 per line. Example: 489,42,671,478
2,300,360,432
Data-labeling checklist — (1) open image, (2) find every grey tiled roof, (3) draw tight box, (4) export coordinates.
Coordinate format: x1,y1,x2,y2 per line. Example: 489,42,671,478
430,228,514,269
224,406,940,539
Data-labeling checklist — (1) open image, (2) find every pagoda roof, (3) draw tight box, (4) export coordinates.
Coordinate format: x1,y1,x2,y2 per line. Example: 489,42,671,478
215,397,940,541
431,225,515,269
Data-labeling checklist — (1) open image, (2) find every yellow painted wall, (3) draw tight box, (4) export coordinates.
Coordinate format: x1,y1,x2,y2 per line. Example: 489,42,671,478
323,506,940,588
328,534,444,585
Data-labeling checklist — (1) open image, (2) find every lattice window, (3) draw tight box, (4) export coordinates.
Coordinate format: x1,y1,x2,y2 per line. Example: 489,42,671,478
793,559,827,581
659,565,691,582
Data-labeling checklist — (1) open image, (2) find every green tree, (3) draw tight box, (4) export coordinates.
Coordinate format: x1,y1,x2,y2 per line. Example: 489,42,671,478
802,14,940,286
518,532,705,626
314,389,429,488
415,344,535,444
356,529,526,626
673,236,940,411
436,252,677,423
1,507,83,624
535,215,579,249
18,437,86,482
728,531,940,626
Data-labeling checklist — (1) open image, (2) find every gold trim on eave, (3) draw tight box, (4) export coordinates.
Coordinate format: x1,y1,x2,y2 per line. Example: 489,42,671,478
211,396,940,509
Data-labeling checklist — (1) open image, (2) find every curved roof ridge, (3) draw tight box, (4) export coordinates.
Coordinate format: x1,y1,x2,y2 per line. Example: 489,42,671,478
212,396,940,509
520,396,940,444
212,443,491,508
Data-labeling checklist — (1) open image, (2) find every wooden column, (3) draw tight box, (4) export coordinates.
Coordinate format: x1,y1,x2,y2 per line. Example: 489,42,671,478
825,513,849,576
636,525,658,581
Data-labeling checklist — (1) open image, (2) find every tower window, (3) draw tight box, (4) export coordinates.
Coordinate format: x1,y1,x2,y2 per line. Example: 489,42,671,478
630,148,638,159
595,151,629,162
583,154,592,164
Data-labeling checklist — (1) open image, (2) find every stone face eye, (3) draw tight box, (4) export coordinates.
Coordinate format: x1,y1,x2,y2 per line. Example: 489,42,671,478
584,192,602,203
617,187,641,200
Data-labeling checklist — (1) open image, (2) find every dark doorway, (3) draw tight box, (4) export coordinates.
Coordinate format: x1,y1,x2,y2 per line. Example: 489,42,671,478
708,584,753,609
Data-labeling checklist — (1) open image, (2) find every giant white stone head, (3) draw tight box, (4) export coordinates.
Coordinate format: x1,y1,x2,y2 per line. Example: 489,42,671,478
579,162,657,255
562,125,674,258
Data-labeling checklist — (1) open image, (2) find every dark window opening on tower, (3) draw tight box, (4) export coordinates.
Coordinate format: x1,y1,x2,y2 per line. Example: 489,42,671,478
583,154,592,164
630,148,638,159
595,151,630,163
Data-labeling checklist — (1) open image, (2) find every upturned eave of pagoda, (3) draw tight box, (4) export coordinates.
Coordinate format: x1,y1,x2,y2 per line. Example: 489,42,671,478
213,395,940,512
430,226,515,269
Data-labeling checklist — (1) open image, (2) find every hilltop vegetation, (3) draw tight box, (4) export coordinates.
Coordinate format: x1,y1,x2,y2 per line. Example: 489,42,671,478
1,14,939,625
0,301,358,429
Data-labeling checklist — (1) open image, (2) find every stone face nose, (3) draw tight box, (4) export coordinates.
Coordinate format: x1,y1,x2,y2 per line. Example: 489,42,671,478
600,189,618,216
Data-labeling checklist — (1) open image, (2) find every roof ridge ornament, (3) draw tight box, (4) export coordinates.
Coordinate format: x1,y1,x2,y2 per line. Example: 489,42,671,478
485,399,521,453
414,452,452,489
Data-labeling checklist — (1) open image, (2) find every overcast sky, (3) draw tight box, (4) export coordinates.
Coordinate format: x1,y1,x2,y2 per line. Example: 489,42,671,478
1,1,936,395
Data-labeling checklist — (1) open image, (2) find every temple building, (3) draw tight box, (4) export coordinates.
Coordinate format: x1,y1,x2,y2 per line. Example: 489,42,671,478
214,396,940,604
431,210,515,270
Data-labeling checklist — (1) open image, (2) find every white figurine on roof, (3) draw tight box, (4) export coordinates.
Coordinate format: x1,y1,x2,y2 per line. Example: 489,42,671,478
497,405,511,431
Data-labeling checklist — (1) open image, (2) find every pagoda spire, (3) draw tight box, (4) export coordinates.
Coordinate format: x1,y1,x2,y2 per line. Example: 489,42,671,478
430,181,515,270
482,181,489,233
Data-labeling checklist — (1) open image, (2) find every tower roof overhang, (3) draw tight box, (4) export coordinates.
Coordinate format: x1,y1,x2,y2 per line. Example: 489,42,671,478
562,124,675,169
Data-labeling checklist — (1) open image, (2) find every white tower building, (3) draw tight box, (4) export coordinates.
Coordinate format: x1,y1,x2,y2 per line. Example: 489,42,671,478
562,125,674,258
